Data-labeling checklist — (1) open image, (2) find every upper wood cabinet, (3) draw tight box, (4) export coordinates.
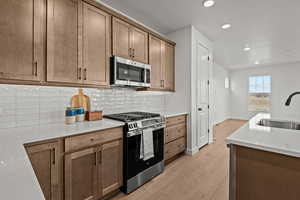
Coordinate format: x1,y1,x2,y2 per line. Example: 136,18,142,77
162,42,175,91
25,141,61,200
149,35,175,91
112,17,148,64
82,2,111,86
149,35,163,89
112,18,132,60
47,0,110,87
0,0,44,82
101,140,123,196
47,0,81,84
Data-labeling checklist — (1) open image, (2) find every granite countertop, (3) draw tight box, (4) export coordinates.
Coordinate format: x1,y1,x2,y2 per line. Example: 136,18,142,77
226,113,300,158
0,119,125,200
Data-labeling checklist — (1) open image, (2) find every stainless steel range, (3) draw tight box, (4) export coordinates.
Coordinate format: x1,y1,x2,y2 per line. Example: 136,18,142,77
104,112,165,193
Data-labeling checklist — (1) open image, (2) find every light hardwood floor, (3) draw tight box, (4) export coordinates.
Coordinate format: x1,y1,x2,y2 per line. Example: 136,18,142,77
111,119,247,200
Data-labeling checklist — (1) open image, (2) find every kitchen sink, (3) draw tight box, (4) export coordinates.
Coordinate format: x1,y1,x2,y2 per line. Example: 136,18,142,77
257,119,300,130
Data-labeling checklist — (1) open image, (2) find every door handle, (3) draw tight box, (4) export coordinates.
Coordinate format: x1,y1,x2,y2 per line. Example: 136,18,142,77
84,68,87,80
198,108,202,111
33,62,38,76
129,48,132,58
78,68,82,80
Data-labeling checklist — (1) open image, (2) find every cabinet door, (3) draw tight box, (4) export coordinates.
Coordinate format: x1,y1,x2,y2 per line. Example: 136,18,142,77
65,147,99,200
0,0,44,81
112,17,131,59
101,140,123,196
149,35,162,89
162,42,175,91
47,0,81,84
131,27,148,63
26,142,60,200
82,3,110,86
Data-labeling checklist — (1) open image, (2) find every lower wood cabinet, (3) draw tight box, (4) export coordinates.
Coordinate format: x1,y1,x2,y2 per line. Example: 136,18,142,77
25,127,123,200
65,147,100,200
25,141,61,200
101,140,123,196
65,139,123,200
164,114,187,163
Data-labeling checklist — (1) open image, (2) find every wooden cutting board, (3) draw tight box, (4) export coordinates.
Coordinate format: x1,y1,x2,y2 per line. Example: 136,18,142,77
71,88,90,112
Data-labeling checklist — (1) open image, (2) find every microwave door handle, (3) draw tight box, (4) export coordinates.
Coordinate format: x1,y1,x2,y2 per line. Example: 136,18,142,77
114,58,117,83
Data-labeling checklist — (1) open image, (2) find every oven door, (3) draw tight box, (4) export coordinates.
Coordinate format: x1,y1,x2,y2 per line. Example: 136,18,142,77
125,128,164,181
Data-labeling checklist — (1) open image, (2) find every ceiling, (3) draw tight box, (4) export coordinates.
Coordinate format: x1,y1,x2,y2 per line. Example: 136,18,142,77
99,0,300,70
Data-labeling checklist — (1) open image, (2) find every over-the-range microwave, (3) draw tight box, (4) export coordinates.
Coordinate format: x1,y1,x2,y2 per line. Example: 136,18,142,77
110,56,151,88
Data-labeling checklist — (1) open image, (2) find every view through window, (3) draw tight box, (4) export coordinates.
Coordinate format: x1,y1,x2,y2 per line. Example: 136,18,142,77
248,75,271,112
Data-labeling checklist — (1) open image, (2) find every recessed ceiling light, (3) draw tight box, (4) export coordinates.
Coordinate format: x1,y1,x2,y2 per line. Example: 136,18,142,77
221,23,231,30
254,61,260,65
203,0,215,8
243,47,251,51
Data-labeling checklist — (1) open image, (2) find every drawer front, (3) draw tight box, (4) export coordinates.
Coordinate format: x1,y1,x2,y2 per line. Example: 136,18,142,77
164,137,186,160
166,115,186,127
65,127,123,152
165,123,186,144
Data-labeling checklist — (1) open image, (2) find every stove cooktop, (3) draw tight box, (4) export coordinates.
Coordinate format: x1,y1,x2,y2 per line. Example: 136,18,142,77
104,112,161,122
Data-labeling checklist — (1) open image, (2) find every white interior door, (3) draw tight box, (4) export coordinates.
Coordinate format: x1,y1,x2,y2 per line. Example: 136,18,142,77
196,43,210,149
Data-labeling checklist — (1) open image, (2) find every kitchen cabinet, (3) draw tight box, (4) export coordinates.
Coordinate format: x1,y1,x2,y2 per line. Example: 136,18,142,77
164,114,187,163
149,35,163,89
82,2,110,86
112,17,148,64
229,145,300,200
47,0,111,87
47,0,81,84
64,127,123,200
101,140,123,196
25,141,61,200
149,35,175,91
162,42,175,91
65,147,100,200
0,0,44,82
0,0,175,88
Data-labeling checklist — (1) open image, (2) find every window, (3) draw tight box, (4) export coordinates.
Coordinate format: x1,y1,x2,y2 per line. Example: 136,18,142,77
248,75,271,112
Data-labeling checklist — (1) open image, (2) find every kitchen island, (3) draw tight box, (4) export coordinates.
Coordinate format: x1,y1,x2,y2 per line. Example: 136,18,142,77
226,113,300,200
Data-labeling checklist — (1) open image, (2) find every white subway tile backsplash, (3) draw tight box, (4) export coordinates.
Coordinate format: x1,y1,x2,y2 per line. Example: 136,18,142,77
0,85,166,128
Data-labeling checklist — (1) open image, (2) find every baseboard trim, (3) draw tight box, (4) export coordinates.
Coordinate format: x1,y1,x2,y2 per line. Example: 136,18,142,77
186,148,199,155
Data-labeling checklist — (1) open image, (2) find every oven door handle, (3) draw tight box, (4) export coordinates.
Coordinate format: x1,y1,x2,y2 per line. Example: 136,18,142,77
127,126,165,137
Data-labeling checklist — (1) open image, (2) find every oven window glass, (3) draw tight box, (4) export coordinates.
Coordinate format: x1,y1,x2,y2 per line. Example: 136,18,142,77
117,63,145,82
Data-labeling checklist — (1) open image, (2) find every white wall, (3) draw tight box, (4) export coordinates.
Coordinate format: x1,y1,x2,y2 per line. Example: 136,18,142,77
212,63,230,125
230,62,300,120
166,25,214,155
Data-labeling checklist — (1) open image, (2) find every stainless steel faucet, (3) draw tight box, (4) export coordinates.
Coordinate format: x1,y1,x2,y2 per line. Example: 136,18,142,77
285,92,300,106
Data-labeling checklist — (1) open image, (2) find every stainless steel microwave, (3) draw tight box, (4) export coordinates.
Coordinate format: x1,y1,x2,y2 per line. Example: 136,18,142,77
110,56,151,88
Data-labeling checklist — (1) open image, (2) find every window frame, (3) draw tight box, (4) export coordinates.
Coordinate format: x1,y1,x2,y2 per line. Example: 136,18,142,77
248,75,272,112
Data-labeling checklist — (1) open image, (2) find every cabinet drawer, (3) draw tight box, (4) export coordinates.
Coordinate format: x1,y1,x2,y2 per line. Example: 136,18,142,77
164,137,186,160
65,127,123,152
165,123,186,144
166,115,186,127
